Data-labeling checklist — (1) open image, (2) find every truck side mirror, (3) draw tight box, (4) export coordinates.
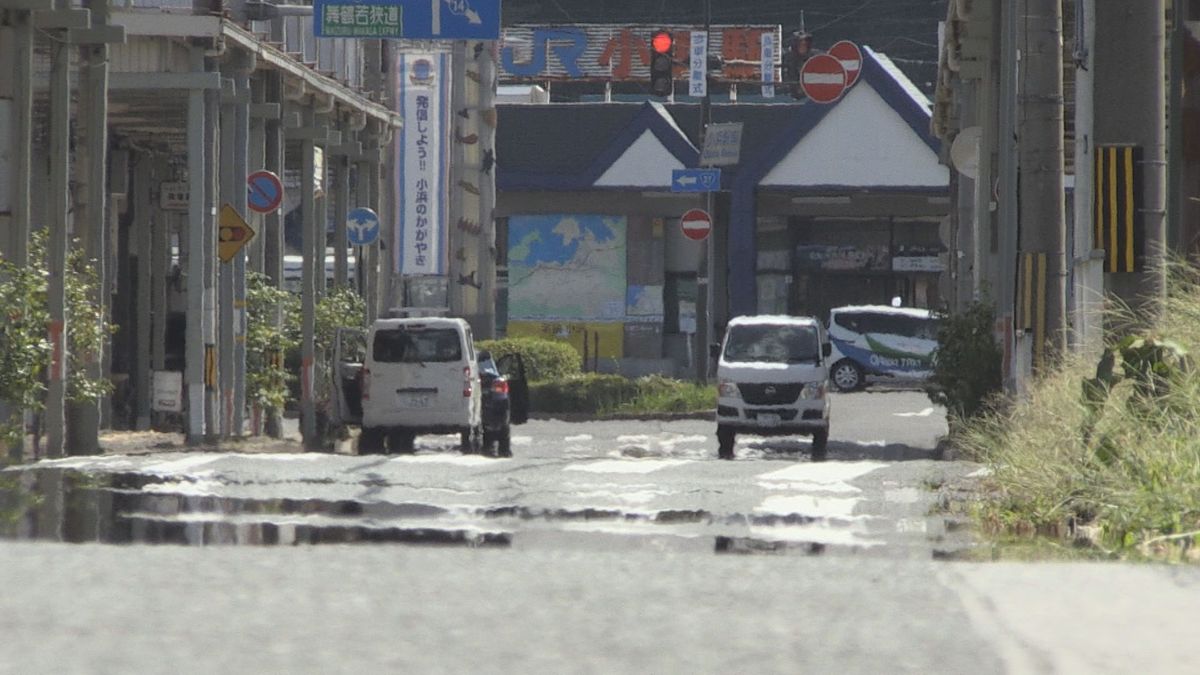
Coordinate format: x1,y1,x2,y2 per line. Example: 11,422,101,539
709,343,721,359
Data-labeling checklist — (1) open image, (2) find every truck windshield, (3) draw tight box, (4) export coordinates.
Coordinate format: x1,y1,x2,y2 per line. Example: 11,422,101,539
723,324,820,363
373,328,462,363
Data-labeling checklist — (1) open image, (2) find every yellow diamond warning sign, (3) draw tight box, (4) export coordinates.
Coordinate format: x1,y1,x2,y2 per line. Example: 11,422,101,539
218,203,256,263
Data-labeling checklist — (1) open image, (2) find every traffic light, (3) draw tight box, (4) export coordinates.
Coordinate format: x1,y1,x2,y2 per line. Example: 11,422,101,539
649,29,674,97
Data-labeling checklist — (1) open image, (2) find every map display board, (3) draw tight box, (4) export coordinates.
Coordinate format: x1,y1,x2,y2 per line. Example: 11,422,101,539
507,214,627,321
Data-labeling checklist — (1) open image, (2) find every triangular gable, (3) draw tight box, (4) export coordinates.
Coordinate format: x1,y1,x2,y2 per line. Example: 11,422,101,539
594,129,687,187
760,79,948,188
742,46,946,191
499,101,698,191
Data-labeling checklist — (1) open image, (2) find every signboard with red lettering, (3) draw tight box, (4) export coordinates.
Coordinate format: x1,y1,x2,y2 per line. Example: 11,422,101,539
499,24,782,83
800,53,847,104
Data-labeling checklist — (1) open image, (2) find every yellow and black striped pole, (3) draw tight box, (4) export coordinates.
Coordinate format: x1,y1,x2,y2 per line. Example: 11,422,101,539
1094,145,1142,273
1019,251,1048,370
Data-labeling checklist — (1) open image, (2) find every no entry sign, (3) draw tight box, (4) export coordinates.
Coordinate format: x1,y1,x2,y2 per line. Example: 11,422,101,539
800,53,847,104
680,208,712,242
828,40,863,88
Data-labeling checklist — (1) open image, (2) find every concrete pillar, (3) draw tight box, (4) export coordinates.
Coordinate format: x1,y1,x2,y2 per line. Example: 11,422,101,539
219,79,236,439
45,2,73,458
1,11,34,460
300,104,318,447
134,154,154,429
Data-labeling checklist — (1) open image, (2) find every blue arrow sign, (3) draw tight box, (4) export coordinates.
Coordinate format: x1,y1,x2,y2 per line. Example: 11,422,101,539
671,168,722,193
314,0,500,40
347,207,381,246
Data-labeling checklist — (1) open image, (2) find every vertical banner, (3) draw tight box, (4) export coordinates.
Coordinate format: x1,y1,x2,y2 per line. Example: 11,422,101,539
396,51,452,275
760,32,776,98
689,31,707,98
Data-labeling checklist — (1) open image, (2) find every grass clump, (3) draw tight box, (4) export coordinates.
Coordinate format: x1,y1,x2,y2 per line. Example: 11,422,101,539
960,266,1200,561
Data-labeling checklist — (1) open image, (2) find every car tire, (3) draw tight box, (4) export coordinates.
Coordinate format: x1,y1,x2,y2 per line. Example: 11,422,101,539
831,359,865,392
496,427,512,458
388,430,415,455
717,425,736,460
359,427,385,455
811,428,829,462
460,425,483,455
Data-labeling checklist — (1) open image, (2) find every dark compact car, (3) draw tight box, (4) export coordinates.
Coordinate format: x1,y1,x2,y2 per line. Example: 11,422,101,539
476,350,529,457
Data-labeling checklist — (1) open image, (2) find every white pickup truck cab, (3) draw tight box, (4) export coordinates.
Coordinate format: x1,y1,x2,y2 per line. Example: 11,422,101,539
714,315,832,461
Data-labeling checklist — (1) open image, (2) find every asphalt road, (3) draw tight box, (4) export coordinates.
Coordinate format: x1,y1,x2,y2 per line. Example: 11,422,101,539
3,390,1199,674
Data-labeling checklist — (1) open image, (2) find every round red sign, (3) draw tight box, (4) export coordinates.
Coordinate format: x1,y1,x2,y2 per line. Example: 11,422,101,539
799,53,847,104
828,40,863,88
680,208,711,242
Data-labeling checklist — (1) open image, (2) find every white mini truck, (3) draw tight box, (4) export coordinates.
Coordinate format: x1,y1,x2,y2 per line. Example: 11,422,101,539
713,315,832,461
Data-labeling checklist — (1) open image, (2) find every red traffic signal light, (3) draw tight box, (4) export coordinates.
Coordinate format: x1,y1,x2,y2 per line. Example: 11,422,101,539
651,30,673,55
649,30,674,97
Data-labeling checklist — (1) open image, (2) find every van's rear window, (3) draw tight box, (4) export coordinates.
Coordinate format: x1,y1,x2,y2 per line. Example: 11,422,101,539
373,328,462,363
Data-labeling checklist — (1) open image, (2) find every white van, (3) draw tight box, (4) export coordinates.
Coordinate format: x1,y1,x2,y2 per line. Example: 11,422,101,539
714,315,832,461
826,305,940,392
356,316,482,454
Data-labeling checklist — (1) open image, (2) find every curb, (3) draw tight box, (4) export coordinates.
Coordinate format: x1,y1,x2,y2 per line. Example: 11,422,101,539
529,410,715,423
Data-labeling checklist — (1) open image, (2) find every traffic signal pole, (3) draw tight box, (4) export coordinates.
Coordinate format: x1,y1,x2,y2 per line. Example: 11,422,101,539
695,0,714,384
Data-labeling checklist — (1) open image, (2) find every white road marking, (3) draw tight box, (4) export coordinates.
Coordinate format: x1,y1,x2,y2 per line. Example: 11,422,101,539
755,494,864,519
748,524,882,548
564,459,691,474
894,407,936,417
757,461,888,494
564,434,593,442
142,455,222,474
388,455,497,466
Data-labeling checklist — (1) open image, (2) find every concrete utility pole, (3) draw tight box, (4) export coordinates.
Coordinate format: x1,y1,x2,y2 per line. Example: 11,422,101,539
1071,0,1104,356
478,41,498,339
186,43,211,445
220,77,236,439
997,0,1021,392
1095,0,1166,321
233,68,252,436
695,0,713,384
1017,0,1067,368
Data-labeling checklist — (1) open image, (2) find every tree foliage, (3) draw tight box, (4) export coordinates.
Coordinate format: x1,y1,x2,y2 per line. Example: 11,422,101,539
0,230,114,448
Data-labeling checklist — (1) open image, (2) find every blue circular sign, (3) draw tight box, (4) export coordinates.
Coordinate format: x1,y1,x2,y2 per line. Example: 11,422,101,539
347,207,380,246
246,170,284,214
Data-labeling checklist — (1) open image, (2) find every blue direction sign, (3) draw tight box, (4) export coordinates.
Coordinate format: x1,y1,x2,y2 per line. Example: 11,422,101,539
314,0,501,40
246,170,283,214
347,207,381,246
671,168,722,193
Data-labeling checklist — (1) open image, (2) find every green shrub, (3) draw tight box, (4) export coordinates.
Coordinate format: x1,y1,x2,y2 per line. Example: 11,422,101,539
530,373,715,415
926,300,1003,425
477,337,581,382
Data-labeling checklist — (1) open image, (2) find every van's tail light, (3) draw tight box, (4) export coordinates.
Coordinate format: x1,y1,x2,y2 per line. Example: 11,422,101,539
463,366,473,397
491,379,509,395
360,368,370,400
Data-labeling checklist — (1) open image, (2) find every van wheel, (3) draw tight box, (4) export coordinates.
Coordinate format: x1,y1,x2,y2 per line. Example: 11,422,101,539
460,425,483,454
811,428,829,462
496,427,512,458
388,430,415,455
717,426,736,460
359,427,385,455
831,359,864,392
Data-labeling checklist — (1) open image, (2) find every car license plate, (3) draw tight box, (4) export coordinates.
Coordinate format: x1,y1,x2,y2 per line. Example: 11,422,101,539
758,413,780,427
402,394,431,408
